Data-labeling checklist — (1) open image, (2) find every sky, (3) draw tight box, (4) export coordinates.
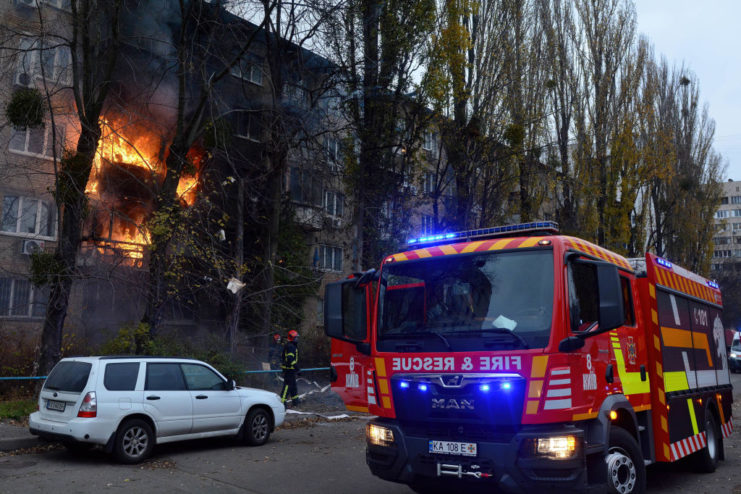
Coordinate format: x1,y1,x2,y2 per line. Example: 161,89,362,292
635,1,741,181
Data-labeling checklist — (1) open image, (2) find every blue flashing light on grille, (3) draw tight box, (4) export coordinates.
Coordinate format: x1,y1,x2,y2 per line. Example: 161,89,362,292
656,257,673,269
501,382,512,391
417,383,428,392
479,384,490,392
406,221,559,247
707,280,719,289
399,381,410,389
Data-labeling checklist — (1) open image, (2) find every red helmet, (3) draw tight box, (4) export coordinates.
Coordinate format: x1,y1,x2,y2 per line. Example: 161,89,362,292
287,330,299,341
273,333,281,342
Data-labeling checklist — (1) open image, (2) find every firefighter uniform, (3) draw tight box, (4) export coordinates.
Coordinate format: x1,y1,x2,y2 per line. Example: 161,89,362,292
281,331,300,405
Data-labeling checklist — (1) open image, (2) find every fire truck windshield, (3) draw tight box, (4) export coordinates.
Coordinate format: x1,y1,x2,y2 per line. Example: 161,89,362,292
377,249,554,352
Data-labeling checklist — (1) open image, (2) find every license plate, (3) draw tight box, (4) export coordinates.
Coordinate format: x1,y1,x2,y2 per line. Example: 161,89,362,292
429,440,477,457
46,400,65,412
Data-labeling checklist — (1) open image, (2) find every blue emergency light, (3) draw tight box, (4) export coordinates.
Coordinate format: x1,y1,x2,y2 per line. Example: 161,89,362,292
656,257,673,270
406,221,559,247
707,280,719,289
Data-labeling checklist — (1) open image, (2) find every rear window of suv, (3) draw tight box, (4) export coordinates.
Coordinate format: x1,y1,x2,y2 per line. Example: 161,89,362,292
104,362,140,391
44,361,92,393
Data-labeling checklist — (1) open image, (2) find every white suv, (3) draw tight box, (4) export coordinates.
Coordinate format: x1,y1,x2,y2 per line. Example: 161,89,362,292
29,356,285,463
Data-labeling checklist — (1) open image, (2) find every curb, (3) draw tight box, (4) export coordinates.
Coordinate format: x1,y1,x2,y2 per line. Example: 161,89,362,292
0,435,40,452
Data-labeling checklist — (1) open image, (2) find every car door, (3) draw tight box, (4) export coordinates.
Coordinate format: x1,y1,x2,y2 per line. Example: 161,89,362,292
143,362,193,437
181,363,242,433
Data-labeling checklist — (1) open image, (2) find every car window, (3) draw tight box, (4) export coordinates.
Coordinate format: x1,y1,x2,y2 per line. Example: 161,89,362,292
145,363,187,391
104,362,140,391
44,361,92,393
181,364,227,390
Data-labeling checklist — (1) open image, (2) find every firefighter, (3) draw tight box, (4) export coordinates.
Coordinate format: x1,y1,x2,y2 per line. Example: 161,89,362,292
281,330,300,406
268,333,282,370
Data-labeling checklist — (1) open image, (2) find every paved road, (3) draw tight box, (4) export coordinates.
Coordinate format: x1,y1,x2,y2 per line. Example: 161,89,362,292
2,375,741,493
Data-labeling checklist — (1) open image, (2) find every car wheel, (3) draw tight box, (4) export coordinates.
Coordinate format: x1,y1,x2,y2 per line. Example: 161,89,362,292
243,408,270,446
606,427,646,494
693,410,722,473
114,418,154,464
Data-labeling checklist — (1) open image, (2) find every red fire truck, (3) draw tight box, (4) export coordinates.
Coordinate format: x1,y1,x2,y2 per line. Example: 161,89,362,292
324,222,734,493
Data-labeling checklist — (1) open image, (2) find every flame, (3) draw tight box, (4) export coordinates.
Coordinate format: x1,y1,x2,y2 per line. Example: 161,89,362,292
85,116,203,264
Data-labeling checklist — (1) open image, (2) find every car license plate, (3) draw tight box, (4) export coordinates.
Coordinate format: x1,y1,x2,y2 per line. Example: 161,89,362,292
429,440,477,457
46,399,65,412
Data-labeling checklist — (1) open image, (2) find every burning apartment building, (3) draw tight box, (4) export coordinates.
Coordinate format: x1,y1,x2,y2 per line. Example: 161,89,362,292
0,0,356,352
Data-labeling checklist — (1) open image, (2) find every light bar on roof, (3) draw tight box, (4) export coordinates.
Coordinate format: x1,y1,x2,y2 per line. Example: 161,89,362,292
406,221,559,247
655,257,673,270
707,280,719,289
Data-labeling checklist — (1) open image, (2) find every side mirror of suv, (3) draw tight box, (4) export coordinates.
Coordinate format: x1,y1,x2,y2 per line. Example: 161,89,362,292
228,379,237,390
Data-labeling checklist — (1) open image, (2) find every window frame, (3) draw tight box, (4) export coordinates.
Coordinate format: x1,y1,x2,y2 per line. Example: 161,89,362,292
1,195,57,240
0,278,48,319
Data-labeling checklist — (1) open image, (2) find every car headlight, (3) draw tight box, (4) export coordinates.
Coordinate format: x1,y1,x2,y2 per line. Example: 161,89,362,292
522,435,579,459
367,423,395,447
731,353,739,358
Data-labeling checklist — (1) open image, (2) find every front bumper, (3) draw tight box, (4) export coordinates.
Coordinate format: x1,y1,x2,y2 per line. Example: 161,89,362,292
729,355,741,372
366,419,595,494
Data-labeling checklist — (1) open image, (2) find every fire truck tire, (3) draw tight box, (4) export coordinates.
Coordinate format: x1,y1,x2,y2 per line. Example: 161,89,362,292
693,411,721,473
605,427,645,494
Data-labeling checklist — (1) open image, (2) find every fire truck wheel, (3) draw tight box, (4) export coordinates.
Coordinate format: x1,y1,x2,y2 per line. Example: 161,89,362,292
693,411,722,473
606,427,645,494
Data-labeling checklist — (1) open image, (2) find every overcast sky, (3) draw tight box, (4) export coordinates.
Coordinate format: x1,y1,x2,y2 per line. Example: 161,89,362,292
635,0,741,182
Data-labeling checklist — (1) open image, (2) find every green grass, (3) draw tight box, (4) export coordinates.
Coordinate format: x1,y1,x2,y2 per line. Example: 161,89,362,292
0,399,37,420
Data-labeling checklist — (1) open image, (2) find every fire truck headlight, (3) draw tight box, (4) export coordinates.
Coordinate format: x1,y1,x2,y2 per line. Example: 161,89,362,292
367,423,395,447
535,436,578,459
731,352,739,358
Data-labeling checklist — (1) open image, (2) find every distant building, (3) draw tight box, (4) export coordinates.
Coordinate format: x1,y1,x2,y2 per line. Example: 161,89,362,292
711,179,741,272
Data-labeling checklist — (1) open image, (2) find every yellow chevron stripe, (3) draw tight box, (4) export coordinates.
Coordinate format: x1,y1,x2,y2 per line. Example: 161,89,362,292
415,248,432,258
519,237,542,248
489,238,513,250
687,398,699,435
439,245,457,255
462,241,485,253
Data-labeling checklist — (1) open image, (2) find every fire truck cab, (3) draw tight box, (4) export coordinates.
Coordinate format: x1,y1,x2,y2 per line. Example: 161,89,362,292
325,222,733,494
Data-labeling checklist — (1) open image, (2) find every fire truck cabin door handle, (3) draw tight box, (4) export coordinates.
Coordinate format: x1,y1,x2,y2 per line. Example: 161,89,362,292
196,395,208,399
640,365,647,381
605,364,614,383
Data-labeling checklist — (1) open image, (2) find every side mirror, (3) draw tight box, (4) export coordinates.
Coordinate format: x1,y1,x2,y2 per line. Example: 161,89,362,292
595,262,624,332
558,336,585,352
324,278,369,343
228,379,237,390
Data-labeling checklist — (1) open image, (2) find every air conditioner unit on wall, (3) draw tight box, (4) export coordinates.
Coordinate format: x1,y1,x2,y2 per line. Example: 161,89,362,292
21,239,45,255
14,71,33,87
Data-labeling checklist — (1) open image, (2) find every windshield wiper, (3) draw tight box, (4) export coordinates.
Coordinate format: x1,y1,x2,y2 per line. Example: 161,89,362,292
382,331,453,351
447,328,529,349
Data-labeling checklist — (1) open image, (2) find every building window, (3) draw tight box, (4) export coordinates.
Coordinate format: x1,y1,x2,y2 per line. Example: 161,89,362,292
1,196,56,238
324,191,344,217
422,215,434,235
715,237,731,245
721,197,729,205
234,111,261,142
15,36,71,87
714,250,732,258
230,58,262,85
0,278,48,318
422,131,437,153
732,196,741,204
325,137,341,169
290,167,322,207
9,121,65,160
316,245,342,271
716,210,729,219
284,84,309,108
423,171,436,195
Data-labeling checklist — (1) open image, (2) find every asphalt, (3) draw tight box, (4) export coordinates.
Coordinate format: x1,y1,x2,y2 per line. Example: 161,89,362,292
0,421,39,451
0,406,364,453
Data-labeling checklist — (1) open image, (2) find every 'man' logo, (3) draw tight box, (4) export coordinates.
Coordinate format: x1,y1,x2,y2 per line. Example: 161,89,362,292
432,398,474,410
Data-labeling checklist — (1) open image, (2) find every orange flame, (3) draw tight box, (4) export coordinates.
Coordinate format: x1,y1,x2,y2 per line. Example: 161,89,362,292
85,116,203,262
